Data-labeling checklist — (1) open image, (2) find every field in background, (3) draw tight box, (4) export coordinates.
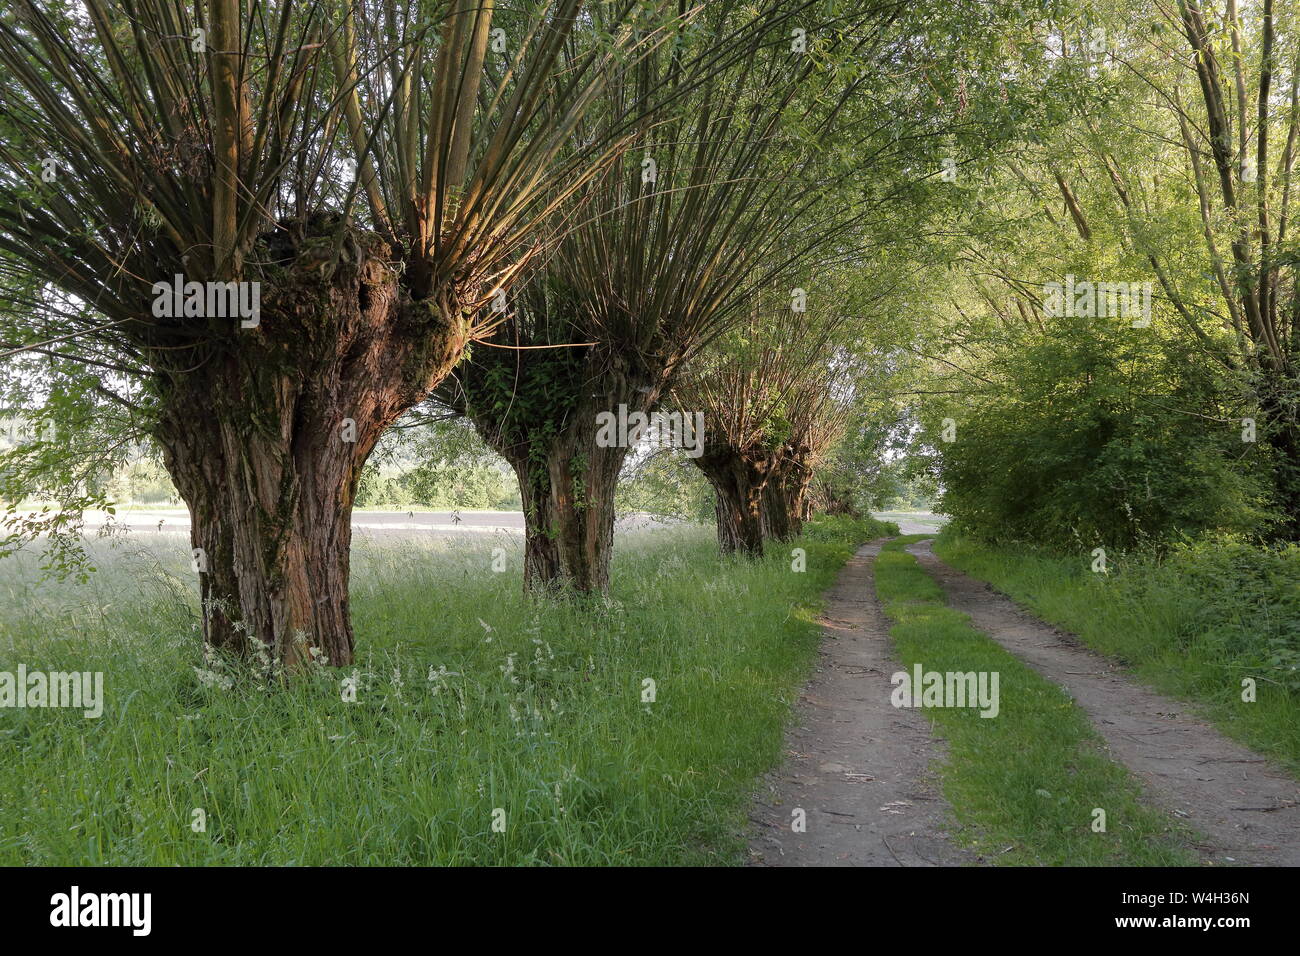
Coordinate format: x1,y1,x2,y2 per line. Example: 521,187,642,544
4,507,675,538
873,511,947,535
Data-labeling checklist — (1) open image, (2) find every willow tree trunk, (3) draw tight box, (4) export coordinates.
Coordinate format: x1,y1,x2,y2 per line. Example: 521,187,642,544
151,222,467,667
694,448,773,557
761,457,812,542
760,479,793,542
501,423,628,594
465,347,659,594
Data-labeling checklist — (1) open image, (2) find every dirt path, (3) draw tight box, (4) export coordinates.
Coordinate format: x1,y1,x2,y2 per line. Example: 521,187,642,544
748,541,977,866
907,538,1300,866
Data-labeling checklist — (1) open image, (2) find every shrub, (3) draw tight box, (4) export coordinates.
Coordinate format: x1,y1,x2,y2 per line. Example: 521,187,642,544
928,318,1273,550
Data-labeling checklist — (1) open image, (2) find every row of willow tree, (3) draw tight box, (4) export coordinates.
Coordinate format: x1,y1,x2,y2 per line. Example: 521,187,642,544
0,0,1121,668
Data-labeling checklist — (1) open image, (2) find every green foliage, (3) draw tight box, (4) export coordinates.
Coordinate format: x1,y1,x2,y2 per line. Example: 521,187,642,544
473,342,586,451
892,0,1300,549
358,414,522,510
800,513,899,542
873,468,937,511
924,318,1273,551
102,460,179,506
355,462,519,511
459,318,590,497
614,450,714,523
0,368,139,579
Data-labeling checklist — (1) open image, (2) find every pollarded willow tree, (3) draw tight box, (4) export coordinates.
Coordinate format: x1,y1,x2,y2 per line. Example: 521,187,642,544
0,0,688,666
758,375,854,540
437,0,928,593
670,301,854,556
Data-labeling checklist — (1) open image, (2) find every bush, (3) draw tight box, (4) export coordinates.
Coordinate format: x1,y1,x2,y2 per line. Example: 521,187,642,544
801,513,900,542
927,318,1273,551
1115,539,1300,695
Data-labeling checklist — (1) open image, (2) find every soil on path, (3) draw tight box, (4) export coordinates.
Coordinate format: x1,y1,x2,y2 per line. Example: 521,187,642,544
748,541,977,866
908,538,1300,866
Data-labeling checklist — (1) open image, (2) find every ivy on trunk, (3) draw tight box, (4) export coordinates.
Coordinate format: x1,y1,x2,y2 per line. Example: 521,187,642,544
459,336,658,593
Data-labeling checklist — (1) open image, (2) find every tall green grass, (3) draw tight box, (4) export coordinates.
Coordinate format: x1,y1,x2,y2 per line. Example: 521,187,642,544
0,517,887,865
874,536,1197,866
933,533,1300,776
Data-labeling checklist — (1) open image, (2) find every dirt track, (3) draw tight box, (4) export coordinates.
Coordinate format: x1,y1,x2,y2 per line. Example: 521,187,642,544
748,540,975,867
908,538,1300,866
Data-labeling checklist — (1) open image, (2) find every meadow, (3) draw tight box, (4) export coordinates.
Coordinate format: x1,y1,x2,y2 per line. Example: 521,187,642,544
0,517,889,865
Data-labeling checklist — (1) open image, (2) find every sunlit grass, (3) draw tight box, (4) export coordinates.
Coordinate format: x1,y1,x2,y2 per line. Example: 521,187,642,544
875,536,1197,866
0,518,884,865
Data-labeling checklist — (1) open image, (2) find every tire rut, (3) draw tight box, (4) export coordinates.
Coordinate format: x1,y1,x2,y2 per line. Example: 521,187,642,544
907,538,1300,866
748,541,978,866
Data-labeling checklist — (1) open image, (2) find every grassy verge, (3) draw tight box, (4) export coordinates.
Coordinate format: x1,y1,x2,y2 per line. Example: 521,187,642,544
0,516,884,865
874,535,1197,865
933,533,1300,777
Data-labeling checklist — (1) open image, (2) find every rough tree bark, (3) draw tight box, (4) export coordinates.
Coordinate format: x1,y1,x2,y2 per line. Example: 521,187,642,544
498,415,628,594
694,446,774,557
152,218,469,667
464,348,659,593
760,448,813,541
760,479,792,541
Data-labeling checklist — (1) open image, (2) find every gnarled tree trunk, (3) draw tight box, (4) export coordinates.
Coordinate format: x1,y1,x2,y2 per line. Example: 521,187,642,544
152,220,468,667
499,420,628,594
761,449,813,541
694,446,773,557
464,347,659,594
